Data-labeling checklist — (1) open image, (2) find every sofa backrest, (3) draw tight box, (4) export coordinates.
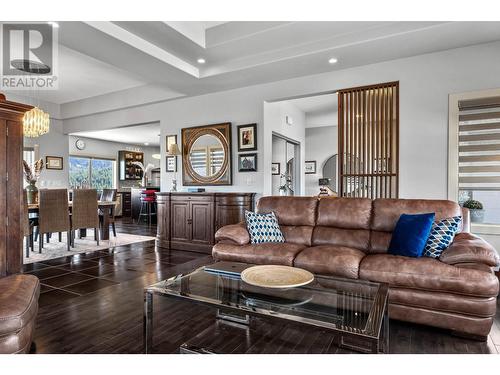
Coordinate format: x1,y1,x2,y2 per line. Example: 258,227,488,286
370,198,464,253
256,196,318,246
312,197,372,252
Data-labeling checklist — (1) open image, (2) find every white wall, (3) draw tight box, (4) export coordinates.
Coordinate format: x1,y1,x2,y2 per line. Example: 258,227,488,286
24,119,69,188
264,100,306,195
61,41,500,200
68,135,160,188
305,126,338,196
271,136,286,195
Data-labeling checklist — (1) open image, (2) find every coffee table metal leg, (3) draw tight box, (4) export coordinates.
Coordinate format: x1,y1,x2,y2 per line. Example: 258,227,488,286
144,291,153,354
381,307,390,353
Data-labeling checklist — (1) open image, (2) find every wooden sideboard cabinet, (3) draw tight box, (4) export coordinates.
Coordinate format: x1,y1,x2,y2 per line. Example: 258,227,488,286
156,192,255,254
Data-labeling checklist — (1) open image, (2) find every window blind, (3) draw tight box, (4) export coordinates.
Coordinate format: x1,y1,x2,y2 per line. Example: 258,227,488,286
458,96,500,191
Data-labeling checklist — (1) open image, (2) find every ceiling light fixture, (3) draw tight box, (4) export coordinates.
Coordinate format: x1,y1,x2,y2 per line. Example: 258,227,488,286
328,57,338,64
197,58,206,64
48,21,59,28
23,107,50,138
151,154,161,160
144,142,150,146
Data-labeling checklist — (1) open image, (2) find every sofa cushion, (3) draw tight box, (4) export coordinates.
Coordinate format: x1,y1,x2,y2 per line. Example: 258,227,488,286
0,274,40,337
212,242,306,266
371,199,462,232
388,213,435,258
389,287,497,318
294,245,366,279
245,211,284,244
359,254,499,297
257,196,318,226
316,197,372,229
312,227,370,251
280,226,314,246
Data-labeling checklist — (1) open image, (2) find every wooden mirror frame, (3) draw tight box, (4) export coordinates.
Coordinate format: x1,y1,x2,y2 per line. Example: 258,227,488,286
182,122,232,186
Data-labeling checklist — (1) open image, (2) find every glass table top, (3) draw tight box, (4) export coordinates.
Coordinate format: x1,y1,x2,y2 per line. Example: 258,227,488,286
146,262,388,339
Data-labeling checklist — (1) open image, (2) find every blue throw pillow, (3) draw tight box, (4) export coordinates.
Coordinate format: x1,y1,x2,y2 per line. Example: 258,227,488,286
423,216,462,259
245,210,285,244
388,213,435,258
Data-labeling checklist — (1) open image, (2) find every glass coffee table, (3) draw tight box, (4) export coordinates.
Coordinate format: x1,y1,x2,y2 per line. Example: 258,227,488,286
143,262,389,354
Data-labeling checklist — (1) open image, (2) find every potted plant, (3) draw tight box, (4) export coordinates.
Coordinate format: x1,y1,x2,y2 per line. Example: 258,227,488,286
463,199,484,223
23,159,44,204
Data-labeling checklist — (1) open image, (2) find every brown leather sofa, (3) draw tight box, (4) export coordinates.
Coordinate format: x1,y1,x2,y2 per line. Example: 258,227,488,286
213,196,500,339
0,274,40,353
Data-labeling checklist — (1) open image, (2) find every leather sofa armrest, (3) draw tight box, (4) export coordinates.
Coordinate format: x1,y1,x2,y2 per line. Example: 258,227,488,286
215,222,250,245
440,232,500,267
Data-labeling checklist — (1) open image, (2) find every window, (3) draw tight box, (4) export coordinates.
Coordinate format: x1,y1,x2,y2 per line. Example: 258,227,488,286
69,156,115,189
457,95,500,224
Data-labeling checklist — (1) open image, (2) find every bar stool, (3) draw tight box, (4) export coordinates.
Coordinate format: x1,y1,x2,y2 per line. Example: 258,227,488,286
137,189,157,226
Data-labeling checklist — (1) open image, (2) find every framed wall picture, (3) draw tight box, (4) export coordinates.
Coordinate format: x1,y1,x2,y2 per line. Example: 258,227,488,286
45,156,63,170
271,163,280,175
238,153,257,172
305,160,317,174
237,123,257,151
166,134,177,154
166,156,177,172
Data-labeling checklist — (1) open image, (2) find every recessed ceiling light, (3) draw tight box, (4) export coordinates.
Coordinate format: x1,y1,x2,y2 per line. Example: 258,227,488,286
48,21,59,28
328,57,338,64
197,58,206,64
144,142,150,146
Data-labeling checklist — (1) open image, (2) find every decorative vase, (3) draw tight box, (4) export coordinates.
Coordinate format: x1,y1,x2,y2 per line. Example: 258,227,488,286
470,209,485,223
26,181,38,204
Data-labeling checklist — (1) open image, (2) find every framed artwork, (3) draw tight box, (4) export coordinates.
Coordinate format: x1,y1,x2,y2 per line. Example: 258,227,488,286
237,123,257,151
238,153,257,172
166,156,177,172
305,160,317,174
166,134,177,154
45,156,63,170
271,163,280,175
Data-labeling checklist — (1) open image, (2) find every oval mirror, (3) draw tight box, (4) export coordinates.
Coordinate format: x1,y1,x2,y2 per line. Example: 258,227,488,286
189,134,225,178
181,123,232,186
322,154,338,193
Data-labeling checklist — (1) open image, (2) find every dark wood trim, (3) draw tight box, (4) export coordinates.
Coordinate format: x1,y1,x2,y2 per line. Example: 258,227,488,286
338,82,399,198
0,94,32,275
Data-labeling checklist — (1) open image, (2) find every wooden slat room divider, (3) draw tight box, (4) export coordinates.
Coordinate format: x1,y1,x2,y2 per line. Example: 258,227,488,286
338,81,399,198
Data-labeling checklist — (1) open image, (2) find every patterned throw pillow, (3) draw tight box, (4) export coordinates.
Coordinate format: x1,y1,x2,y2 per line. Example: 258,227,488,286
245,210,285,244
423,216,462,258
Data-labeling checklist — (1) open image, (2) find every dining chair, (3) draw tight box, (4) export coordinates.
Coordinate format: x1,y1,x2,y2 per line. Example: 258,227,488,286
38,189,71,253
22,190,35,258
71,189,100,247
100,188,117,237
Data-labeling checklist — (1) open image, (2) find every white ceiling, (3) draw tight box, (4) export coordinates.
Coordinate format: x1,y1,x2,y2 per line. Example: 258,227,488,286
72,122,161,146
288,93,338,128
5,21,500,105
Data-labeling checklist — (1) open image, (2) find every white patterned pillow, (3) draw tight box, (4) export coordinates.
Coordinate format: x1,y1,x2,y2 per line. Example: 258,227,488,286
245,210,285,244
423,216,462,258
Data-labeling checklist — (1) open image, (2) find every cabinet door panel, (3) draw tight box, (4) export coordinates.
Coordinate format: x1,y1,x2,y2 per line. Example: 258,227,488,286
171,201,190,242
190,202,213,245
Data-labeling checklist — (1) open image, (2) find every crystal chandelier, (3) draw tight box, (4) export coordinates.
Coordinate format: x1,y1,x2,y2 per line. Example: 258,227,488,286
23,107,50,137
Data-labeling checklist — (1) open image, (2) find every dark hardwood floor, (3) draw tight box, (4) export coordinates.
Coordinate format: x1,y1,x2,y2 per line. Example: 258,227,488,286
25,218,500,354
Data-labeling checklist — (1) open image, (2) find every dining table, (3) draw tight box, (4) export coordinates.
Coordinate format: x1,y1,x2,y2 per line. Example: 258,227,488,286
28,201,117,241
